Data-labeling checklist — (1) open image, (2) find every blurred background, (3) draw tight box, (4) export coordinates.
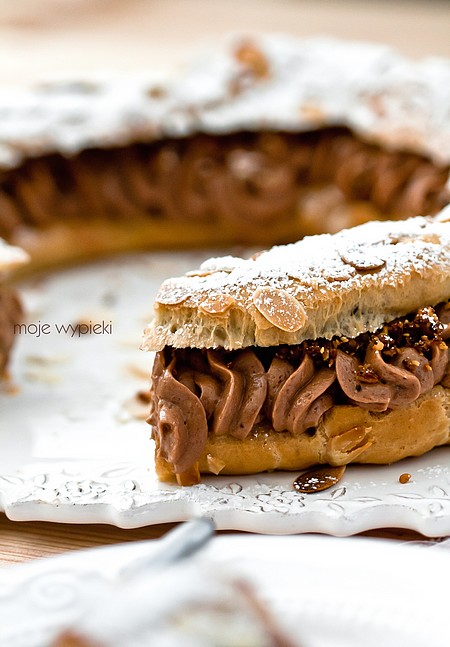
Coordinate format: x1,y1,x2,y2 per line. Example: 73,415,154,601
0,0,449,85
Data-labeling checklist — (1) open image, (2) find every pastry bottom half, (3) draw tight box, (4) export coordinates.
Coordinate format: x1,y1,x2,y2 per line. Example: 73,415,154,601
10,196,385,276
154,385,450,484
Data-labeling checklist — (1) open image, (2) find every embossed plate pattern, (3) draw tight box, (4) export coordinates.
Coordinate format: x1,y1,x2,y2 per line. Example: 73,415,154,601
1,253,449,535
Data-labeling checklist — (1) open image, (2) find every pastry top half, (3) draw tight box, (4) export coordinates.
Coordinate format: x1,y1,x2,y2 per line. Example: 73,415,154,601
143,207,450,351
1,35,450,170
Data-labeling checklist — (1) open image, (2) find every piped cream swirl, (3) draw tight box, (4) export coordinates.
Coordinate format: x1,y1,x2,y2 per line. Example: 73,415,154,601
149,303,450,478
1,129,448,239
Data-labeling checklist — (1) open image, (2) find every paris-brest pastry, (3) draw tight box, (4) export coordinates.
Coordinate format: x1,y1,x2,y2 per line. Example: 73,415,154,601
143,209,450,485
0,36,449,270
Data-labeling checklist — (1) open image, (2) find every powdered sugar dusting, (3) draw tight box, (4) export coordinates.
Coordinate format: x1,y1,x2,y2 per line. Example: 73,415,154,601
1,35,449,169
199,256,248,273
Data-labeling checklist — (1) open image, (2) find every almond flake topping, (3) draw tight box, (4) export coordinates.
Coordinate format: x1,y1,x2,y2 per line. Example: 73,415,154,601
156,282,191,306
199,294,235,315
199,256,248,274
253,287,307,332
339,245,386,271
234,41,270,78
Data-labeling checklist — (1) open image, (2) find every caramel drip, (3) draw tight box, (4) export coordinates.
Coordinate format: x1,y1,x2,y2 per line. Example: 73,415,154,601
0,287,23,374
149,304,450,478
0,129,448,238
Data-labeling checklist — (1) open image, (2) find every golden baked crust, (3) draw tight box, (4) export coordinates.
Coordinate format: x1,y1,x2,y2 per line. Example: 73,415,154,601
8,207,325,276
143,209,450,352
155,385,450,482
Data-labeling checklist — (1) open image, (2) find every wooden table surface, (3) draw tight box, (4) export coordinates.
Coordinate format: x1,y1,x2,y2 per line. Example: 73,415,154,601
0,0,449,567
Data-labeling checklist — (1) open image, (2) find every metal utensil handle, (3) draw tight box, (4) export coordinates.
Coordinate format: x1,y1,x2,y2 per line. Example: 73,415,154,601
121,516,216,580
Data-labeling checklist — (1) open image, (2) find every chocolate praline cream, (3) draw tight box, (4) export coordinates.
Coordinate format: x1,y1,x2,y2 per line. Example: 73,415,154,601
149,302,450,484
0,128,448,246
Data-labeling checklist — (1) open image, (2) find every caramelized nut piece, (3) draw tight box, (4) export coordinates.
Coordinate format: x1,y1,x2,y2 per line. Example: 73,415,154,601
156,282,191,306
326,425,373,465
339,245,385,271
199,293,235,315
294,465,346,493
253,287,307,332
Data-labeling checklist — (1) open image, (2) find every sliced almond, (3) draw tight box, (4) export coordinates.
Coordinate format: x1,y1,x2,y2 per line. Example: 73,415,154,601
156,282,191,306
420,233,441,244
294,465,346,493
199,293,235,315
253,287,307,332
339,245,385,271
234,42,270,78
251,307,277,331
326,425,373,464
206,453,226,475
185,269,217,278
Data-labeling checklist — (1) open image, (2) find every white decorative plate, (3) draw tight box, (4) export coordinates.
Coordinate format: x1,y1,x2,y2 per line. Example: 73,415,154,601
1,253,449,536
0,533,449,647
